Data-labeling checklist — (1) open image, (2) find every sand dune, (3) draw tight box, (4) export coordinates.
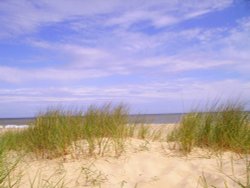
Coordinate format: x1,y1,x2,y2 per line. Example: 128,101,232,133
12,137,247,188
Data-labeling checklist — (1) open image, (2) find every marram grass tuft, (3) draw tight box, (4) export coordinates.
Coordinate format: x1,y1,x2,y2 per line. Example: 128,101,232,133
169,101,250,153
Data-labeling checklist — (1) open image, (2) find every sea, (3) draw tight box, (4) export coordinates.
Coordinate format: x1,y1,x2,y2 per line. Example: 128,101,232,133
0,113,183,129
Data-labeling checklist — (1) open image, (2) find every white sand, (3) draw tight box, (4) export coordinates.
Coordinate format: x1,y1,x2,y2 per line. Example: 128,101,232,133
6,125,249,188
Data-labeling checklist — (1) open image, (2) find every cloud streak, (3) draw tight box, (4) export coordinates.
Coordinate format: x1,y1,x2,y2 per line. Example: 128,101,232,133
0,66,111,83
0,0,233,37
0,0,249,116
1,79,249,103
1,16,250,84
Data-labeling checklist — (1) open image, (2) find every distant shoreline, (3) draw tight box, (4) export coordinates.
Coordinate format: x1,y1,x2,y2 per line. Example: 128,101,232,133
1,112,249,126
0,113,184,126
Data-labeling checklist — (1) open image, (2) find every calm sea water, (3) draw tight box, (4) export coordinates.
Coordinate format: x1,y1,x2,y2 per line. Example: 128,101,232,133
0,114,183,128
128,114,183,124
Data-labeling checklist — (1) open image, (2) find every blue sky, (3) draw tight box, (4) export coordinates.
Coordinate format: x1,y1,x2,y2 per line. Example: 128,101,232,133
0,0,250,117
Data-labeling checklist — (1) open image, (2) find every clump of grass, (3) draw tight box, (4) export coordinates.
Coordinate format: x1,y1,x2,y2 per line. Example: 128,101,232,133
0,103,130,158
137,124,150,140
0,138,20,187
26,109,84,158
169,101,250,153
1,109,84,158
0,130,28,151
82,104,129,156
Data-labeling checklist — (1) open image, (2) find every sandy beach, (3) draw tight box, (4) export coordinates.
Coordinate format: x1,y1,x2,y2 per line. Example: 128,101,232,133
5,124,248,188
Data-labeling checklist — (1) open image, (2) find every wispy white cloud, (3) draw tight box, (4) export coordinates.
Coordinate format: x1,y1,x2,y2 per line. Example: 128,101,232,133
0,77,249,117
0,0,121,36
105,0,233,28
1,15,249,84
0,79,249,104
0,66,110,83
1,0,249,116
0,0,233,37
29,40,111,68
106,10,178,28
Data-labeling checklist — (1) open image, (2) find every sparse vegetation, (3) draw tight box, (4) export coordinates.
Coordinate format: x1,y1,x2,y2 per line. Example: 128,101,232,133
0,101,249,187
137,124,150,140
0,138,20,187
168,101,250,153
0,140,8,185
199,154,250,188
78,161,108,187
28,169,67,188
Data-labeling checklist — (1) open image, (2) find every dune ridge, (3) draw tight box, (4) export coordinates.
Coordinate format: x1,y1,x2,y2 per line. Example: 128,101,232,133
11,134,248,188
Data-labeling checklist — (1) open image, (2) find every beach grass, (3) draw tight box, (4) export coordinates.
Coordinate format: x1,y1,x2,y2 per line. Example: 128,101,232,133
0,101,249,187
1,101,249,157
1,109,83,158
168,101,250,153
80,103,129,156
0,104,132,158
0,139,7,185
0,137,21,187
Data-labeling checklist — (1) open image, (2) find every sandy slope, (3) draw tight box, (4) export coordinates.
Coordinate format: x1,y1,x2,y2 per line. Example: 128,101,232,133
3,124,248,188
11,138,247,188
